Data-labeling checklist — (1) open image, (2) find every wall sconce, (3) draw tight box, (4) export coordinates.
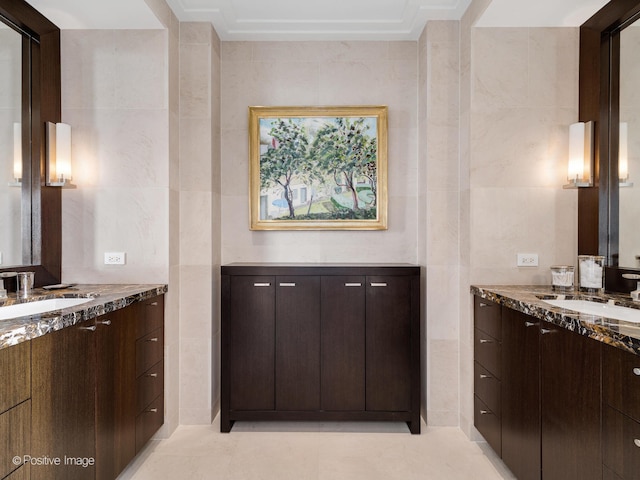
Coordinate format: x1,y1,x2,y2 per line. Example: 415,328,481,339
619,122,633,187
564,121,594,188
8,122,22,187
46,122,75,188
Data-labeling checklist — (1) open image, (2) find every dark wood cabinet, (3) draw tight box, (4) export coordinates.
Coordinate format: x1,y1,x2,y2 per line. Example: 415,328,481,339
603,343,640,479
540,320,602,480
221,264,421,433
30,294,165,480
501,307,540,480
95,307,136,480
31,322,97,480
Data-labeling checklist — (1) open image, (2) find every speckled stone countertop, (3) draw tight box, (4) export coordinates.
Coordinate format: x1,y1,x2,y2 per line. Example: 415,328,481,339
0,284,167,350
471,285,640,355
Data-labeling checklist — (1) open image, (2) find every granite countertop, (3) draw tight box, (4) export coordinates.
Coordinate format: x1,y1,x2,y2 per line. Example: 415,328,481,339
471,285,640,355
0,284,167,350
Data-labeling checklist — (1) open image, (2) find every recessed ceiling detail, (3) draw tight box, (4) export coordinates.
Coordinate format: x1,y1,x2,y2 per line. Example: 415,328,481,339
165,0,473,40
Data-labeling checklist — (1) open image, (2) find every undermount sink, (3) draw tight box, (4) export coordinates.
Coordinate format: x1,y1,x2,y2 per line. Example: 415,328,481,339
542,298,640,324
0,297,93,321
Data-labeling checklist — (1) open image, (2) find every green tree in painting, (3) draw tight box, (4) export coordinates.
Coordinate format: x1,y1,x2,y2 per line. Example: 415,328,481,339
260,119,309,218
311,117,377,211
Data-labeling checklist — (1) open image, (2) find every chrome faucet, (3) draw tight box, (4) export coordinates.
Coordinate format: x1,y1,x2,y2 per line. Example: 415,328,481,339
622,273,640,301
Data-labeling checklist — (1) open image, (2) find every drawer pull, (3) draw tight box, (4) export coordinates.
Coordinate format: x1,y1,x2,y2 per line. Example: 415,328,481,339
146,408,158,413
279,283,296,287
370,283,387,287
479,302,489,308
98,319,112,326
148,302,159,306
635,439,640,448
540,328,553,335
479,410,490,415
79,325,97,332
479,339,492,344
633,368,640,376
146,337,159,342
345,283,362,287
145,373,159,378
253,283,271,287
479,374,491,379
525,321,537,327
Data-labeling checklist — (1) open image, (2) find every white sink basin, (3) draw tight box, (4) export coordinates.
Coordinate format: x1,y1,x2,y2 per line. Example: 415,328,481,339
543,299,640,324
0,297,93,321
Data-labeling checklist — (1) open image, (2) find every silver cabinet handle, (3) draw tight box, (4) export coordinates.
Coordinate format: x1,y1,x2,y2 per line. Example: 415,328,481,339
146,408,158,413
479,374,491,379
279,283,296,287
634,439,640,448
145,373,158,378
370,283,387,287
525,321,537,327
479,339,492,344
148,301,159,306
79,325,97,332
146,337,159,342
253,283,270,287
98,319,111,326
479,302,489,307
633,367,640,376
345,283,362,287
540,328,553,335
479,410,490,415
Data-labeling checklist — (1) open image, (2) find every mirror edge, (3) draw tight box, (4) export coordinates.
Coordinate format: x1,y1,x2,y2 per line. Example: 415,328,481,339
0,2,61,287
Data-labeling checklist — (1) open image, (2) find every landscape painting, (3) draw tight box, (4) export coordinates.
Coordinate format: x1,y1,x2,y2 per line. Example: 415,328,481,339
249,105,388,230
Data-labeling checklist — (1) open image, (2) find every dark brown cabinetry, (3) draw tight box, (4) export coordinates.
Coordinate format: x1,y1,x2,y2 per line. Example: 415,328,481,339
221,264,421,434
474,295,602,480
30,294,164,480
603,344,640,479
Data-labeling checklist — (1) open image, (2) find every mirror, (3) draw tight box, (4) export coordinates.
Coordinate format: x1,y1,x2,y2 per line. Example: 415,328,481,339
619,19,640,268
0,1,61,286
0,22,23,266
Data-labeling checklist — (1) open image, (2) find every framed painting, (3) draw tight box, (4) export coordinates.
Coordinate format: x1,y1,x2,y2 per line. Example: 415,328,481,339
249,105,388,230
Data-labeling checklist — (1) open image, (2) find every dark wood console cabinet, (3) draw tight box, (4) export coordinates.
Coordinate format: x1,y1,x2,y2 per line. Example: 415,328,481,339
221,264,421,433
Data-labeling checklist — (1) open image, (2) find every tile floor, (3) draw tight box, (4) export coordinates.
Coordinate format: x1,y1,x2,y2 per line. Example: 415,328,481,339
118,416,515,480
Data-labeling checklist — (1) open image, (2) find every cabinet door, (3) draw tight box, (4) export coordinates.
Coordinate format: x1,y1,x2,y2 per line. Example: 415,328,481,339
365,276,411,412
501,308,540,480
229,275,276,411
275,276,321,411
540,321,602,480
321,276,366,411
31,323,97,480
95,307,136,480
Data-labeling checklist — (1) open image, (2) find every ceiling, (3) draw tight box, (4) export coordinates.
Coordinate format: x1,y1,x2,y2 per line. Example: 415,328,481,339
27,0,611,40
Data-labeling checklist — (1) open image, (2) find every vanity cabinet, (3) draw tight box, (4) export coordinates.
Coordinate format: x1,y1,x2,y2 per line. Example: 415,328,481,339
221,264,421,434
30,294,164,480
474,295,602,480
602,344,640,479
0,342,31,480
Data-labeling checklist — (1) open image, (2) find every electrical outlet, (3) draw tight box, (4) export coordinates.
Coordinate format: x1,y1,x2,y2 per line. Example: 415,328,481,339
104,252,126,265
517,253,539,267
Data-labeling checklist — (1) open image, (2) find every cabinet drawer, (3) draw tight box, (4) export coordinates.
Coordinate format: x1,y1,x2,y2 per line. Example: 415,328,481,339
0,342,30,414
137,360,164,415
604,344,640,422
0,401,30,479
136,296,164,339
136,395,163,453
136,328,164,377
474,296,501,340
603,405,640,478
474,362,501,416
474,328,501,378
474,395,501,456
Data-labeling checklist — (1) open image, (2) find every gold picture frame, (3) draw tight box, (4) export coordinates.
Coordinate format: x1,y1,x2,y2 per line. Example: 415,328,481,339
249,105,388,230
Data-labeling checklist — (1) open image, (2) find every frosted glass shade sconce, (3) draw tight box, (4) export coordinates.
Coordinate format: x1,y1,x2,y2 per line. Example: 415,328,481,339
564,121,594,188
9,122,21,186
619,122,633,187
46,122,74,187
